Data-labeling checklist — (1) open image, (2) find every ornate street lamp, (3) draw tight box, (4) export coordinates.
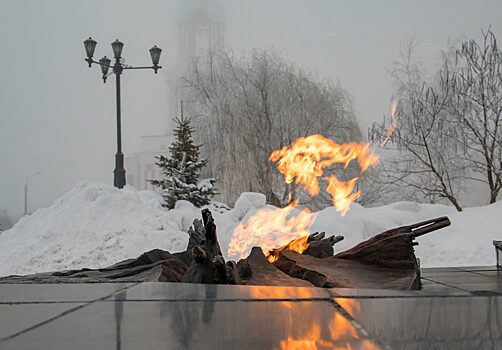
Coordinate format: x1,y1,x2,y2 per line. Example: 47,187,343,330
83,37,162,189
150,46,162,73
83,37,97,67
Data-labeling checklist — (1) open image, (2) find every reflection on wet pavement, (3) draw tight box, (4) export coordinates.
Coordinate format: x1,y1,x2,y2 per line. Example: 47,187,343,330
0,299,377,350
335,296,502,350
0,266,501,349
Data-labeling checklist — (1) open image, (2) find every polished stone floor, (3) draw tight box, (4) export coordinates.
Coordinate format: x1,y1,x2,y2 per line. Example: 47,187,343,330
0,266,501,350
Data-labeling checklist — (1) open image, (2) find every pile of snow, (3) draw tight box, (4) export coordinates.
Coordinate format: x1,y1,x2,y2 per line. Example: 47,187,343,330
0,182,190,277
0,181,500,277
310,201,500,268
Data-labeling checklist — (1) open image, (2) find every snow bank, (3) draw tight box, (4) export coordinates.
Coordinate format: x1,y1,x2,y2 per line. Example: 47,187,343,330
309,201,500,267
0,182,190,277
0,181,500,277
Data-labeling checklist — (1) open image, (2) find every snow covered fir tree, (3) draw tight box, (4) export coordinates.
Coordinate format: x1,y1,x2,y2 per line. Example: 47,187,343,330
150,115,216,209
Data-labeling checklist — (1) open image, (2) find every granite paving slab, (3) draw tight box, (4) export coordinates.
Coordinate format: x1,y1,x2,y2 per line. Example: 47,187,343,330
0,299,380,350
0,283,133,303
419,267,464,273
442,283,502,293
420,271,484,279
423,275,501,284
419,283,468,293
455,266,501,272
0,303,85,340
1,267,502,349
110,281,331,301
330,287,471,298
334,295,502,350
470,270,502,277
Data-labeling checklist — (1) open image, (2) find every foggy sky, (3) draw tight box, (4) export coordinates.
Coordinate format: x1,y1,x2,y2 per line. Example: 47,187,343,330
1,0,502,220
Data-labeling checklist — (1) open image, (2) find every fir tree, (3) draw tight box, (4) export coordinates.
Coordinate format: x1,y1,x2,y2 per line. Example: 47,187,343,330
150,116,216,209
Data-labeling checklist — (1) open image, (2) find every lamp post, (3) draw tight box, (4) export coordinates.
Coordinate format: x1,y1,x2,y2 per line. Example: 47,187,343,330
83,37,162,188
24,171,40,216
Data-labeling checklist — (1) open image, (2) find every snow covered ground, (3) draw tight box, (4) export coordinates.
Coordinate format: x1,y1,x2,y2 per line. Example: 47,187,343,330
0,181,500,277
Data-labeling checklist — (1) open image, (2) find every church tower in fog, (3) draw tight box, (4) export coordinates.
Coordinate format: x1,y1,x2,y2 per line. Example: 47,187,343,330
126,0,225,191
177,0,225,62
167,0,225,121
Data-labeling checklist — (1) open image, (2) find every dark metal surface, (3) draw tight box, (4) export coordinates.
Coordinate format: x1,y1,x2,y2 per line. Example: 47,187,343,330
113,68,125,189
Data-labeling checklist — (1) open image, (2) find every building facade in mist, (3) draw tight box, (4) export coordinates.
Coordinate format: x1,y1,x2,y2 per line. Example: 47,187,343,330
167,0,225,119
126,0,225,190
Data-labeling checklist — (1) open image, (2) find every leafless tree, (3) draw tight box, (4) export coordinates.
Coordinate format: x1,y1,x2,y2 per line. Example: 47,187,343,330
182,49,361,207
356,166,401,207
449,28,502,204
370,41,467,211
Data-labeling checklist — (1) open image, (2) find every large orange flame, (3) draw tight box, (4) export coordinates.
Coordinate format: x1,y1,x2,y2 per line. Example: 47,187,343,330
227,202,316,260
227,134,379,259
325,176,360,216
270,135,379,214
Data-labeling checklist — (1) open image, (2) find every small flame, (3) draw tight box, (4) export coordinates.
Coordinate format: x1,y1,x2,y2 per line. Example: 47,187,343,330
267,235,309,263
380,100,398,147
227,202,316,260
325,176,360,216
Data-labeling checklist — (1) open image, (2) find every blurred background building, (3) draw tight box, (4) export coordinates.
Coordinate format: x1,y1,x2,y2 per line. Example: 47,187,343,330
126,0,225,190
